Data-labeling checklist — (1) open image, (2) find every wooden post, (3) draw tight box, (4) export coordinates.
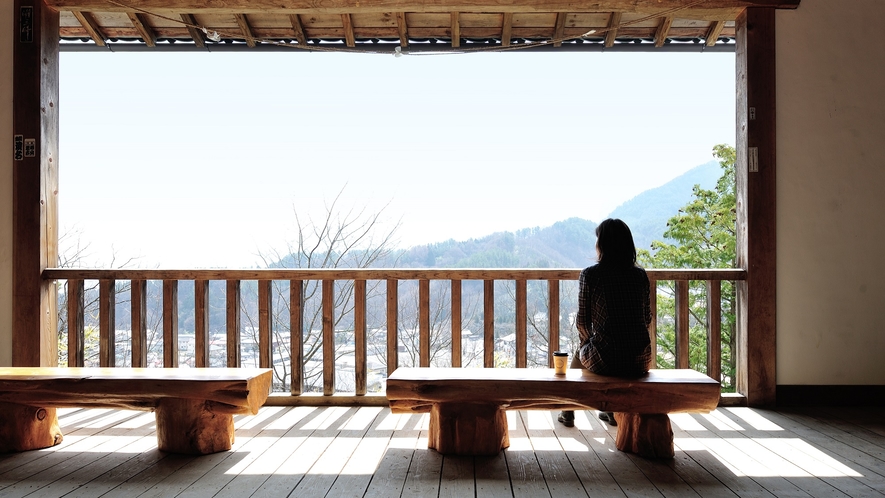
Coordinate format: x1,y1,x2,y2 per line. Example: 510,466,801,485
99,279,116,367
483,280,494,368
163,280,178,368
736,8,777,406
12,0,60,367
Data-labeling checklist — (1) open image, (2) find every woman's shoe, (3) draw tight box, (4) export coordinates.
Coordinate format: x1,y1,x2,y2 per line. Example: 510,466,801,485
597,411,617,426
557,411,575,427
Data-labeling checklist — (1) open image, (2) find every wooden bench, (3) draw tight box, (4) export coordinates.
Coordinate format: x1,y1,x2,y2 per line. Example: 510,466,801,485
386,367,720,458
0,367,273,455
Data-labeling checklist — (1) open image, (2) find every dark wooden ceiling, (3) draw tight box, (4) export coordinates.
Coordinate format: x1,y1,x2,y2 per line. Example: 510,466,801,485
48,0,800,52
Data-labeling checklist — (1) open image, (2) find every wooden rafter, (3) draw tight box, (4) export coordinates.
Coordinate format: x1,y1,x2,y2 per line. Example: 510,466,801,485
127,12,156,47
341,14,355,47
396,12,408,47
553,12,566,47
604,12,621,48
289,14,307,45
45,0,801,15
72,11,105,46
235,13,256,47
654,16,673,47
706,19,726,46
501,12,512,47
451,11,460,48
180,13,206,47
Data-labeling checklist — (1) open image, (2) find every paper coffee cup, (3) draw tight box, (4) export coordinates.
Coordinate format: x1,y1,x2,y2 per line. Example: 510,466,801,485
553,351,569,375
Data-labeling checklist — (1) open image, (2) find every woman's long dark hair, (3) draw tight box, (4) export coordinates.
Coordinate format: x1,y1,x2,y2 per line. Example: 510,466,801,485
595,218,637,267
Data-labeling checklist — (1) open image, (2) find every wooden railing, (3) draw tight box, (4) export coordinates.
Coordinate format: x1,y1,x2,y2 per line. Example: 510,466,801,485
44,268,746,401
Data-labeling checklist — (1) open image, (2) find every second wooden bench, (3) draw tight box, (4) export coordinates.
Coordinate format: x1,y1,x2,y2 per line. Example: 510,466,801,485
386,367,720,458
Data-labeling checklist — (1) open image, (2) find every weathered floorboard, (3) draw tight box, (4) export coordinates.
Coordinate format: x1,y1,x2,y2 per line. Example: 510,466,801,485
0,406,881,498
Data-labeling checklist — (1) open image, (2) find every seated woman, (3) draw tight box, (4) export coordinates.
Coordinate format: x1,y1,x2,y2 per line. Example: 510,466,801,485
558,218,652,427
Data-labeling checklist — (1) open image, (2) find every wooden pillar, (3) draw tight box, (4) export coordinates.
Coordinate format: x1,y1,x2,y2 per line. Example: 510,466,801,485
12,1,60,367
735,8,777,406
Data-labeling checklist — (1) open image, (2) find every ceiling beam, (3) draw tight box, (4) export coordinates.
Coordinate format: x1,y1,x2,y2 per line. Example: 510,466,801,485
451,11,460,48
235,14,256,47
127,12,156,47
706,19,726,46
341,14,355,47
501,12,512,47
180,13,205,48
552,12,566,47
289,14,307,45
45,0,801,16
72,11,105,46
604,12,621,48
396,12,408,47
654,16,673,47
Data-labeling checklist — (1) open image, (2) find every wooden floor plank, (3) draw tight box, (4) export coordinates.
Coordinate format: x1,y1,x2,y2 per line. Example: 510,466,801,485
327,408,397,497
289,407,375,497
802,407,885,455
402,428,444,498
2,406,884,498
0,410,150,496
552,410,627,497
134,406,287,498
504,410,550,498
439,455,475,498
762,409,885,497
573,410,665,498
250,406,359,497
474,452,513,498
523,410,589,496
25,412,158,498
212,406,331,497
363,412,423,498
682,410,819,498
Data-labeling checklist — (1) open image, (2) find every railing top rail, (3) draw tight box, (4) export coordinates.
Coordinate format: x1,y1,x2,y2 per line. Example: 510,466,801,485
43,267,747,281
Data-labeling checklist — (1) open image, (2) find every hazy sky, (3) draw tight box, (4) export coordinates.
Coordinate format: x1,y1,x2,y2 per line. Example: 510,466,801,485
59,49,735,268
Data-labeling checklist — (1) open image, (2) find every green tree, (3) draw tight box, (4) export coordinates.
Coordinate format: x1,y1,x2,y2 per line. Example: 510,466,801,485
639,144,737,391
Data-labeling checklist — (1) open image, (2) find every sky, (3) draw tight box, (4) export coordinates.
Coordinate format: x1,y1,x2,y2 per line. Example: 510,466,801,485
59,49,735,268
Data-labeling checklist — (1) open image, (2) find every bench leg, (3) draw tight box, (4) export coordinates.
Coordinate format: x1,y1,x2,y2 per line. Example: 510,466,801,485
0,402,63,453
428,402,509,456
613,413,674,459
155,398,235,455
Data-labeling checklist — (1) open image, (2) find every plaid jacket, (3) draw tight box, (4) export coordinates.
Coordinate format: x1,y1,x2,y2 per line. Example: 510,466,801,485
575,263,652,376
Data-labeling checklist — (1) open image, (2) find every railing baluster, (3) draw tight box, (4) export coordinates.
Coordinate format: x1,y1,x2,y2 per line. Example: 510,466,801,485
387,279,398,375
451,279,461,368
648,278,657,369
515,279,527,368
258,279,272,369
483,280,494,368
706,280,722,382
226,280,241,368
131,279,147,368
194,279,209,368
163,280,178,368
419,279,430,367
290,279,304,395
548,279,560,367
99,279,115,367
67,279,84,367
354,279,367,395
675,279,690,369
322,279,335,395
